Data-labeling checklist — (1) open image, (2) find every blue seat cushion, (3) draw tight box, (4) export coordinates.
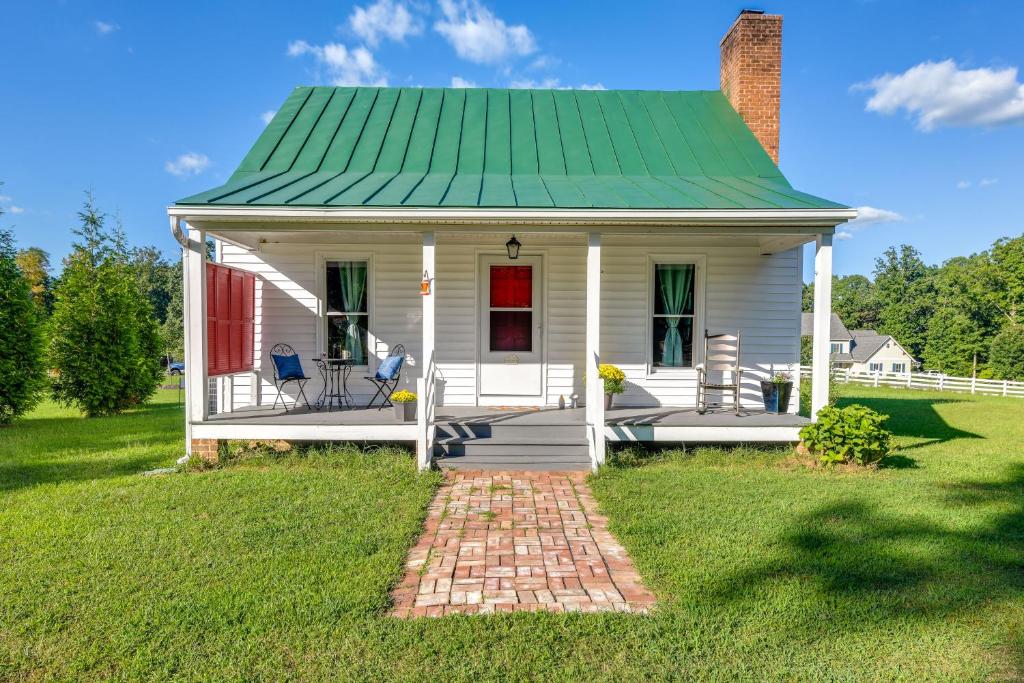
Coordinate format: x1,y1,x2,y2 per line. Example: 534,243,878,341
272,354,305,380
375,354,403,381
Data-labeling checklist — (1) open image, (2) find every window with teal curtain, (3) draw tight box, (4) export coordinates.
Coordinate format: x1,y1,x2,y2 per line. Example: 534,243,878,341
325,261,368,364
652,263,695,367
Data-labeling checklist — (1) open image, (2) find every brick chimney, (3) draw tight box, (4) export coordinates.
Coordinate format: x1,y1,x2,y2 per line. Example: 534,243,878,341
720,9,782,163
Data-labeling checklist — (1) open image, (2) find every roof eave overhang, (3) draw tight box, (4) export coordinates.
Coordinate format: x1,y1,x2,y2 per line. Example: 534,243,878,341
168,205,857,232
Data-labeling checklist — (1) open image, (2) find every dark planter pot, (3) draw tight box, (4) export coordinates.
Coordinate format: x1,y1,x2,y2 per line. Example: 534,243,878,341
605,393,615,410
760,381,793,414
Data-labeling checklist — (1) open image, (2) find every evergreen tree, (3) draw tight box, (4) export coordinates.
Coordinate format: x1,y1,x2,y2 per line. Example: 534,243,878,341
48,194,163,416
0,227,46,423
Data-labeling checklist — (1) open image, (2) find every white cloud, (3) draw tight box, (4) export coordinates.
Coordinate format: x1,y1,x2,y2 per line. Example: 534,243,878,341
349,0,423,47
508,77,606,90
836,206,904,240
8,206,25,214
287,40,387,86
165,152,211,177
856,59,1024,130
450,75,477,88
850,206,905,225
957,177,999,190
0,195,10,202
94,20,119,35
261,110,277,124
435,0,536,64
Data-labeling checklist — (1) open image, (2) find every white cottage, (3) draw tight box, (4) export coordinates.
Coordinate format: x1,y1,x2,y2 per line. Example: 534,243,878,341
169,10,854,470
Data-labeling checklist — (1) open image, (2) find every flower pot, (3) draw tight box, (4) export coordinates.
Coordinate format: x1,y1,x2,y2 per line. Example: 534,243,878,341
605,393,614,410
394,401,416,422
760,381,793,414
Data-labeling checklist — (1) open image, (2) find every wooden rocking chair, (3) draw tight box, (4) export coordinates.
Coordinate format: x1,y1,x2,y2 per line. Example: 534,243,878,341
696,330,742,415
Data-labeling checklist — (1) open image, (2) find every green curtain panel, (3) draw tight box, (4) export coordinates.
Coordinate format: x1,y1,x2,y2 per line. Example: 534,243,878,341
657,264,694,367
339,262,367,364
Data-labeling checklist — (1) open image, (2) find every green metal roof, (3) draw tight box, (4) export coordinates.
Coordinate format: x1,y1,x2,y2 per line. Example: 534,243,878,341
177,86,845,210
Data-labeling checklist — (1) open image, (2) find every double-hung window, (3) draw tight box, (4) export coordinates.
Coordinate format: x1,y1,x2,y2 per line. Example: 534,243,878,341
830,343,842,354
325,260,368,365
869,362,883,373
652,263,697,368
892,362,906,373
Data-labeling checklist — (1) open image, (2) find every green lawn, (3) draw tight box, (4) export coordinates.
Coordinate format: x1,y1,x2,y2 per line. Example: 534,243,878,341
1,387,1022,680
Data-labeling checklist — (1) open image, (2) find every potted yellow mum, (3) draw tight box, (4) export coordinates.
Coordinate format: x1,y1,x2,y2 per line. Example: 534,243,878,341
599,363,626,409
390,389,417,422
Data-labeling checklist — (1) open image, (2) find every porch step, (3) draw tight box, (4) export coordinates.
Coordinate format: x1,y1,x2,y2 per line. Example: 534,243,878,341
432,422,590,471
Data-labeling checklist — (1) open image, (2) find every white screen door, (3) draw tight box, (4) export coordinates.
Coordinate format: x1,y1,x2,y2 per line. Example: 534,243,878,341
479,255,543,401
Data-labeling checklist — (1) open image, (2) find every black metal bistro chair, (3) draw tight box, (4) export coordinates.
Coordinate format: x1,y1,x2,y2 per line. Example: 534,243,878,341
365,343,406,410
696,330,743,415
269,343,312,413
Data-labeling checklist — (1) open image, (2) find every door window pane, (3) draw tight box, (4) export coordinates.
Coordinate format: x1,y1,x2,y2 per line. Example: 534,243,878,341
490,311,532,352
490,266,532,308
652,316,693,367
325,260,368,363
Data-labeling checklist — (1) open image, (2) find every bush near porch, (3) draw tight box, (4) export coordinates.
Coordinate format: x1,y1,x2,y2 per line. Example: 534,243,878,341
1,388,1022,680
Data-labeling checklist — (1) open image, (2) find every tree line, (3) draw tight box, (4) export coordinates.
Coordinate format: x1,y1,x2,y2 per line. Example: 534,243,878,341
802,237,1024,380
0,192,187,423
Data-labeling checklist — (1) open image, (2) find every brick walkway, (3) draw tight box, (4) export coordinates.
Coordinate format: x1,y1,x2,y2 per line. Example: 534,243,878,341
391,471,655,617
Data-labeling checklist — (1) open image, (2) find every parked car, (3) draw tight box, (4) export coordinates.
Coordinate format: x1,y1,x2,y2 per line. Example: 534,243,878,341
168,361,185,376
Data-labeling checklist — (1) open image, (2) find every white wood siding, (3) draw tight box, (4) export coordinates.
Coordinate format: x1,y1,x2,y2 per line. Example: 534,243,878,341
215,232,802,412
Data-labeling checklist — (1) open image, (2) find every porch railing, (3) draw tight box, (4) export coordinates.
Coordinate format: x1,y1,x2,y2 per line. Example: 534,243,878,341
416,350,438,470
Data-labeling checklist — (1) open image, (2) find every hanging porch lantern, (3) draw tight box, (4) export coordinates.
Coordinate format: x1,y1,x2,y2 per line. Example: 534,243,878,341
505,235,521,260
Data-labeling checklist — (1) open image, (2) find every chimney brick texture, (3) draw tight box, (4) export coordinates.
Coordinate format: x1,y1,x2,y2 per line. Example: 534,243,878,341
720,12,782,164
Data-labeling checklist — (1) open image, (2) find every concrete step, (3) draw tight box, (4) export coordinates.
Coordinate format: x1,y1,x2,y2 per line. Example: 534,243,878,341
434,444,589,458
437,458,591,472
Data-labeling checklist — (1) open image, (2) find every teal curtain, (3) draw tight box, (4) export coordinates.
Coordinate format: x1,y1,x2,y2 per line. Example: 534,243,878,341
658,265,693,367
339,262,366,364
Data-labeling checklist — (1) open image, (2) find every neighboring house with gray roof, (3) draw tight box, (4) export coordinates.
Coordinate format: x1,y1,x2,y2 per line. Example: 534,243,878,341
801,312,916,374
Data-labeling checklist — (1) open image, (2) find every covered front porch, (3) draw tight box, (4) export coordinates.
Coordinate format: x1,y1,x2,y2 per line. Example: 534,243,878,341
171,209,838,471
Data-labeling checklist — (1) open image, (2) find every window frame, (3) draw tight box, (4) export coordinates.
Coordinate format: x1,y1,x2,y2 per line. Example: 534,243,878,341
317,253,374,371
646,255,706,376
830,343,842,354
869,362,883,373
892,362,907,373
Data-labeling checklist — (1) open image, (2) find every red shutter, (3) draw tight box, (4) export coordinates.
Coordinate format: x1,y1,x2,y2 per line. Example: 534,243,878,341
206,263,256,377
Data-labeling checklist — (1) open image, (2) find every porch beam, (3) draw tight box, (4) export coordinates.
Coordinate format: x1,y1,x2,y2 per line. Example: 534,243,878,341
585,232,605,469
182,222,209,446
811,233,833,418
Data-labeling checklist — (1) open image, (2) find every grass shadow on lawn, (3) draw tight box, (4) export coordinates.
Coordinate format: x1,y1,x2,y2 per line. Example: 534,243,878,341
712,463,1024,650
0,399,184,494
835,395,983,451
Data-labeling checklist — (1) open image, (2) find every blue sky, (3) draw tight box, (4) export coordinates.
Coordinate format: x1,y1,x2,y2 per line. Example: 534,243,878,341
2,0,1022,280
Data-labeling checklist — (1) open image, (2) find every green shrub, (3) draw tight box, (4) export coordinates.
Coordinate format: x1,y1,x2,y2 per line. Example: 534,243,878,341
0,228,46,424
799,404,893,466
48,195,163,417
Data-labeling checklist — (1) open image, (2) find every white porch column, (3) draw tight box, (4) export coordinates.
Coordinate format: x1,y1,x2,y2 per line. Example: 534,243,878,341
416,231,436,471
811,232,833,419
181,222,209,452
585,231,606,468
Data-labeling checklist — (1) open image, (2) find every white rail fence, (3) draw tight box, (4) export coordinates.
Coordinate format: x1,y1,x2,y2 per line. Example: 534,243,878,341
798,366,1024,398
